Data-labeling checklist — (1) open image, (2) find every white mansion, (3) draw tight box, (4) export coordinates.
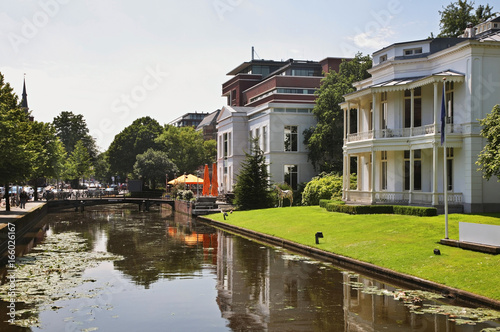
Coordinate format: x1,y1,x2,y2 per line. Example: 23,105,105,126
341,17,500,213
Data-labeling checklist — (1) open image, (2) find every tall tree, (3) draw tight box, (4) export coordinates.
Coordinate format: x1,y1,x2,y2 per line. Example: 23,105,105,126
133,148,178,190
155,125,215,174
476,105,500,181
65,140,92,188
305,53,372,173
27,121,66,198
0,73,32,210
107,116,163,178
438,0,495,37
233,138,274,210
94,152,112,184
52,111,98,161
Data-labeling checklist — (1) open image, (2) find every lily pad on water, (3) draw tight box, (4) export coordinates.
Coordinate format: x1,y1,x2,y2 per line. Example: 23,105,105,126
342,273,500,326
0,232,123,328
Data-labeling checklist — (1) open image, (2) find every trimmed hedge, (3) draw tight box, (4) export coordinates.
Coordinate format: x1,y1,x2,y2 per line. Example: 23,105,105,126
319,199,345,208
393,205,437,216
323,202,437,217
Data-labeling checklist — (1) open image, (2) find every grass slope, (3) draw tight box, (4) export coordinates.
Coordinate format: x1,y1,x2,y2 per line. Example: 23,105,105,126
208,206,500,301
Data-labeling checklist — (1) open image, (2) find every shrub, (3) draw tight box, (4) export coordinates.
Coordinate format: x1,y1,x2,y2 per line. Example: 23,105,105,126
302,172,343,206
176,190,194,201
393,205,437,216
319,199,333,208
323,202,437,217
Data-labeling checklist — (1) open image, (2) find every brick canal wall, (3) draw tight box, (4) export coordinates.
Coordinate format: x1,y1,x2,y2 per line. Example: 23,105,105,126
0,203,48,264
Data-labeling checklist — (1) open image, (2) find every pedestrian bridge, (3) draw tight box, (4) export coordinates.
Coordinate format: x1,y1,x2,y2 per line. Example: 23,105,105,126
46,197,175,212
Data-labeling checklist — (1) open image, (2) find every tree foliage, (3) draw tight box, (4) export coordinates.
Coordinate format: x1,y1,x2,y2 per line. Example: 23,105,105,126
65,140,92,186
107,116,163,178
301,172,357,206
438,0,495,37
305,53,372,173
27,121,66,181
0,73,32,188
233,138,273,210
155,125,216,174
476,104,500,181
133,148,178,189
52,111,97,161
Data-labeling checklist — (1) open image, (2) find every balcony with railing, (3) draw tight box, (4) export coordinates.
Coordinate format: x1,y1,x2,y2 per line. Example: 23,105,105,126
346,124,463,143
346,190,463,206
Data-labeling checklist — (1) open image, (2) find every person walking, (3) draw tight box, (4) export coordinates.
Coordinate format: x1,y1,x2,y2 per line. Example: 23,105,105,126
19,190,28,209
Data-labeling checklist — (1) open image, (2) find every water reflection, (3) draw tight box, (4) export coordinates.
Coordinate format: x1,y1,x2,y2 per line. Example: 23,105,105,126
0,205,498,331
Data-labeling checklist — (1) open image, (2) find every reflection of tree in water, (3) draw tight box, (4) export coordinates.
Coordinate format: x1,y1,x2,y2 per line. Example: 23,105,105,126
48,205,216,289
105,208,215,289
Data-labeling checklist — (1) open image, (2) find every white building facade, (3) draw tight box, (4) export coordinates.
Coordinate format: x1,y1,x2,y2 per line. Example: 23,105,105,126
217,102,317,193
341,30,500,213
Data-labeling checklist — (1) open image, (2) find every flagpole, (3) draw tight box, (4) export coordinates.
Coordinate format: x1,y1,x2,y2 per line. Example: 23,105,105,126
442,78,449,239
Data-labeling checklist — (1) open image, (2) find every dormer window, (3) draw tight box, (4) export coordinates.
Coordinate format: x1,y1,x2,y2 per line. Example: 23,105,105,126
379,54,387,63
404,48,423,56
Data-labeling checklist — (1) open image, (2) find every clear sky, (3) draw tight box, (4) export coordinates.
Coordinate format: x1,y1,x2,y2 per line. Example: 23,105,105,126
1,0,454,151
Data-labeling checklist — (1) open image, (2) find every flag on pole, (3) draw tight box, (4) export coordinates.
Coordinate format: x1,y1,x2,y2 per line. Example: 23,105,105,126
440,82,446,145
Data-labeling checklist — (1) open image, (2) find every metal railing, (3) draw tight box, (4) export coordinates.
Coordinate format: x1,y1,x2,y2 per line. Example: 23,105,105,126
346,190,463,206
346,124,463,143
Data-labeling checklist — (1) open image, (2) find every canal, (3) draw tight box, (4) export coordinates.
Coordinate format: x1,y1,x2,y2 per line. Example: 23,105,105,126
1,204,499,331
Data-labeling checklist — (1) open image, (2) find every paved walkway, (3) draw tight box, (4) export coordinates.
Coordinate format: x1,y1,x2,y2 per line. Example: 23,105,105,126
0,201,46,229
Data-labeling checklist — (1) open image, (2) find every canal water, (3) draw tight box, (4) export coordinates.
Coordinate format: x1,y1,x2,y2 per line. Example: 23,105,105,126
1,204,499,331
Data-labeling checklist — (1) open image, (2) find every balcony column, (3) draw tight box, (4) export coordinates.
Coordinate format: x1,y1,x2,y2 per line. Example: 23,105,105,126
371,150,376,203
409,147,414,204
347,102,352,138
432,142,438,205
343,106,347,141
345,153,351,201
342,152,346,200
372,93,377,137
410,88,415,136
433,82,439,135
356,102,360,135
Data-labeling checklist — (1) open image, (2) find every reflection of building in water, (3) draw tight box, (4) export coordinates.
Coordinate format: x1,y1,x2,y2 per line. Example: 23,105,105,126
342,273,489,331
216,230,345,331
166,225,218,264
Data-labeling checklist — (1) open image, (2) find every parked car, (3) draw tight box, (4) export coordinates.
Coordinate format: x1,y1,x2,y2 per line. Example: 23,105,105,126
104,187,118,195
37,187,45,199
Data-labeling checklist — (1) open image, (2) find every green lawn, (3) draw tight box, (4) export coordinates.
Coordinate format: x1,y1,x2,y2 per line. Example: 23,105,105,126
207,206,500,301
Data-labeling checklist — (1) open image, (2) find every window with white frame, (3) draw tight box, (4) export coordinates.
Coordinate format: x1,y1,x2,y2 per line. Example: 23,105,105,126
404,87,421,128
403,47,423,56
284,164,298,190
255,127,260,150
447,147,453,191
263,126,268,152
381,151,388,190
284,125,298,152
446,81,454,125
404,150,421,191
380,92,388,130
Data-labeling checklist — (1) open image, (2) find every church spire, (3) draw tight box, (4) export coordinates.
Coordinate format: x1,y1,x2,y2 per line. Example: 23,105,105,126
21,74,33,121
21,74,29,112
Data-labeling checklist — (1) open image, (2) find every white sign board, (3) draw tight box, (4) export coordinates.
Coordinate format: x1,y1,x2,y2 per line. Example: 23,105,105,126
459,222,500,247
